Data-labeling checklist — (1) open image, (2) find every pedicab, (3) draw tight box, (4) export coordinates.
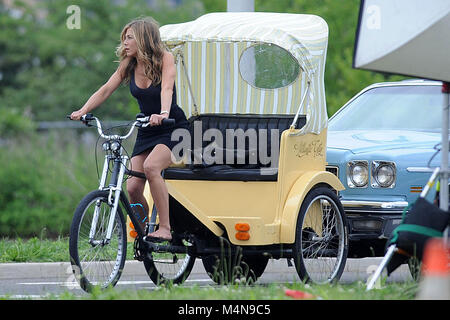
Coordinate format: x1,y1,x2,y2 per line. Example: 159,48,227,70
135,12,348,285
69,12,348,292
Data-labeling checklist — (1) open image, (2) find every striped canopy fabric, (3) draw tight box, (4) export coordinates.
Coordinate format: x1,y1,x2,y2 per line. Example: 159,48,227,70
160,12,329,134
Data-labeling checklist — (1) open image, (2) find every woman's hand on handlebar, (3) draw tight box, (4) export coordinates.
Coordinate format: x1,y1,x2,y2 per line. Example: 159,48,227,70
149,113,169,126
70,109,86,121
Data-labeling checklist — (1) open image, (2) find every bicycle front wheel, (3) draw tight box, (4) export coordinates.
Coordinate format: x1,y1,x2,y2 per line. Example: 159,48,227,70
69,190,127,292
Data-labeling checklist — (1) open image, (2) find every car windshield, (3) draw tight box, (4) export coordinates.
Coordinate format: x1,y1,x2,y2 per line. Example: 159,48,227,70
329,85,443,132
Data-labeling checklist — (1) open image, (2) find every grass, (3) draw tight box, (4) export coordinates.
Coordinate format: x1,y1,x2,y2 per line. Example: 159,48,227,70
0,280,418,300
0,237,71,263
0,237,420,300
46,281,418,300
0,237,137,263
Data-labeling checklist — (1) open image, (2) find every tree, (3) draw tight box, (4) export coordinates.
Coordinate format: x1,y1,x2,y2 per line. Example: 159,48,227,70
0,0,203,122
0,0,406,124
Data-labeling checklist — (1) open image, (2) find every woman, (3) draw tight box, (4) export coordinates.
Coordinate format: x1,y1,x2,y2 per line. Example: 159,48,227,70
71,17,189,242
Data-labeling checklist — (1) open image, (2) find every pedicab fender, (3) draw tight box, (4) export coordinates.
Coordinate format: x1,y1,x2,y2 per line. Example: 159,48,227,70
279,171,344,244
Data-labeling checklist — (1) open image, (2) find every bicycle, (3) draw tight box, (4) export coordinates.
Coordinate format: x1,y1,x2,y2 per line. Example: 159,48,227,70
68,113,195,292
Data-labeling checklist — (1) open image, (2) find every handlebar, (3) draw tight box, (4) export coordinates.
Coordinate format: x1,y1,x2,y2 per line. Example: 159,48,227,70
67,113,175,140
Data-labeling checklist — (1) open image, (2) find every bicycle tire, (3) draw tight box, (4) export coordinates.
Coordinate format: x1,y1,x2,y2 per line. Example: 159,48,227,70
69,189,127,292
143,234,196,286
292,187,348,284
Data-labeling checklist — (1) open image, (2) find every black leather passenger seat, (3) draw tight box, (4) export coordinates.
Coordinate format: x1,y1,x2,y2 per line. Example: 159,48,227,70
164,113,306,181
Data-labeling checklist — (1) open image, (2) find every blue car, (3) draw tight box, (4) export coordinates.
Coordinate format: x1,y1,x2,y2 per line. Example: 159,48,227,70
326,79,446,257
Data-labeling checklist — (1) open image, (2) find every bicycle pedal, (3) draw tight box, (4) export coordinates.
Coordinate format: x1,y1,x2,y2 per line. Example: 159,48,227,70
144,235,172,243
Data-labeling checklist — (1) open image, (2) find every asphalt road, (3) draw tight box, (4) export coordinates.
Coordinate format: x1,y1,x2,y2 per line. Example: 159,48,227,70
0,258,412,298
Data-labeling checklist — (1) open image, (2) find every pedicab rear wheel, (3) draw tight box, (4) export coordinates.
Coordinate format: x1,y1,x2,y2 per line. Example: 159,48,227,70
292,187,348,284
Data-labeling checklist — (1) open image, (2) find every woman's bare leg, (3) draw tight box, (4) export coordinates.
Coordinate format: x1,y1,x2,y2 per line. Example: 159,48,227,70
143,144,173,240
126,150,151,214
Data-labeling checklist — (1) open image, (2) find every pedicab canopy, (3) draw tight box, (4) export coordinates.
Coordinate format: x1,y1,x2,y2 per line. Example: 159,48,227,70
160,12,329,134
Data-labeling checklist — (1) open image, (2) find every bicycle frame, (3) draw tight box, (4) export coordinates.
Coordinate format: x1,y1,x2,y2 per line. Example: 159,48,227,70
82,115,147,245
90,155,130,244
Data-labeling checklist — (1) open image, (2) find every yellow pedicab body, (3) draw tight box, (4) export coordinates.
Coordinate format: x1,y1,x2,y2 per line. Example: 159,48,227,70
127,12,348,284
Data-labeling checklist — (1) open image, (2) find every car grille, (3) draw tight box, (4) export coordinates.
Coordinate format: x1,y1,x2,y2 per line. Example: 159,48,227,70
326,165,339,195
326,165,339,177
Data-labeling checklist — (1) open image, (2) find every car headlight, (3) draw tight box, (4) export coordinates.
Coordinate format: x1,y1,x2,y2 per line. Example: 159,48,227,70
347,160,369,188
372,161,396,188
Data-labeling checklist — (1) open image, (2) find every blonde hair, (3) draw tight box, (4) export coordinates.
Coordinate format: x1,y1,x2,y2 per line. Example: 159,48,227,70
116,17,165,85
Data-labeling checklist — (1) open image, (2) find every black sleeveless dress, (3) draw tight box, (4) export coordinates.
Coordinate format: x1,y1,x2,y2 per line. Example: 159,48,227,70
130,69,189,158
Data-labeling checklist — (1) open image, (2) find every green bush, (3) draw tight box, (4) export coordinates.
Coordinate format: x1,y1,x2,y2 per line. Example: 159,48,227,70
0,131,99,237
0,108,36,138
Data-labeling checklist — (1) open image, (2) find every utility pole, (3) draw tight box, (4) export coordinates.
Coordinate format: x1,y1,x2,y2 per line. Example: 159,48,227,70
227,0,254,12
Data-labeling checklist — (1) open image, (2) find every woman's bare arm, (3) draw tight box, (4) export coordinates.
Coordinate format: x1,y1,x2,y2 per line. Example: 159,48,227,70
160,51,176,115
149,51,176,126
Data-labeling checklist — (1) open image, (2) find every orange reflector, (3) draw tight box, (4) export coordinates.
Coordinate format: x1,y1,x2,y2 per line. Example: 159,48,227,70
235,223,250,232
235,231,250,241
129,230,138,238
410,186,422,193
129,221,135,229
